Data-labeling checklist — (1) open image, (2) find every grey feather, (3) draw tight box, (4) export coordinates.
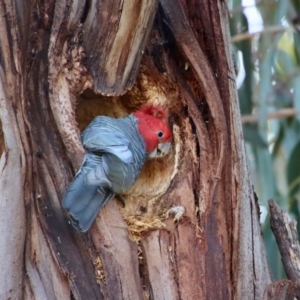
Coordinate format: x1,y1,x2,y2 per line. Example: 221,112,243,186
62,115,146,232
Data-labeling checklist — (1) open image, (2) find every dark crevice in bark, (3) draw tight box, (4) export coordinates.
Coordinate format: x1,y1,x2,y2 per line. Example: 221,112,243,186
0,117,4,154
150,6,175,73
173,227,181,300
80,0,90,24
140,235,153,299
137,242,147,297
230,178,239,295
250,197,257,297
70,291,76,300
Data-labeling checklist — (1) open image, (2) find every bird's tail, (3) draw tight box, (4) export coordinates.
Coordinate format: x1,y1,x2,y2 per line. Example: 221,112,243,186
62,172,114,232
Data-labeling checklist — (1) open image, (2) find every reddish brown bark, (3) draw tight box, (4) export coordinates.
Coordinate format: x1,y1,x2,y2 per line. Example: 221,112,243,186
0,0,272,299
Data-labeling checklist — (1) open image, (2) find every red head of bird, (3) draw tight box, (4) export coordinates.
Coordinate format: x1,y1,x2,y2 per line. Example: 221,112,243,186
133,104,172,158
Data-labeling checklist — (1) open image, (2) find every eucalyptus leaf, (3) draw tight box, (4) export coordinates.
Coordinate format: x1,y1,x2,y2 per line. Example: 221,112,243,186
287,141,300,198
243,124,268,147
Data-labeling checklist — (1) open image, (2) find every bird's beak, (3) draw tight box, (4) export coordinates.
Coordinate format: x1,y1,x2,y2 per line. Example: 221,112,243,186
158,142,171,156
149,142,171,158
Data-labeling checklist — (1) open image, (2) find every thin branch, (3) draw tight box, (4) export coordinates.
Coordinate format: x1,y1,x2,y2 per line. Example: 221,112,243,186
231,26,291,43
263,280,300,300
241,108,299,123
268,199,300,281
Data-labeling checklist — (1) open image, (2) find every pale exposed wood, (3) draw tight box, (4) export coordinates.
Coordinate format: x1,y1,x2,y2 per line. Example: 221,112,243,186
0,78,26,300
25,205,70,300
83,0,158,95
91,200,144,299
48,1,88,169
166,174,203,300
0,2,26,298
142,230,179,300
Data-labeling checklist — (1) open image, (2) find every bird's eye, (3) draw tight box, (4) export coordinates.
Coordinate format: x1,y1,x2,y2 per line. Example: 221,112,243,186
157,131,164,138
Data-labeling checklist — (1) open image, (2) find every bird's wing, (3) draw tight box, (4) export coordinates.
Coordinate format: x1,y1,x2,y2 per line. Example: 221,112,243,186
85,164,112,187
81,117,133,164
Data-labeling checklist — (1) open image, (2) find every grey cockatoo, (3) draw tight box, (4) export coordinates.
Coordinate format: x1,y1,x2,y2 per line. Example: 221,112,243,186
63,105,172,232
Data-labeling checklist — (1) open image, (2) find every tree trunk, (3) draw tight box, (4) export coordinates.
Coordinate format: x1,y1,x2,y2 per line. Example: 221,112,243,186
0,0,272,299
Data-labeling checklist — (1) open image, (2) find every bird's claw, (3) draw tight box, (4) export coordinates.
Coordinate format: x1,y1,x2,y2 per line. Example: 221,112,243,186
115,194,126,207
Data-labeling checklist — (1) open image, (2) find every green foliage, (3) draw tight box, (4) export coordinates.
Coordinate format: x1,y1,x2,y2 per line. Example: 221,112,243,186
229,0,300,280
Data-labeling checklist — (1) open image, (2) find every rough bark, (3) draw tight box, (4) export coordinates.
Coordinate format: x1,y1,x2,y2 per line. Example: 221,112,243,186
264,199,300,299
269,199,300,281
0,0,272,299
263,280,300,300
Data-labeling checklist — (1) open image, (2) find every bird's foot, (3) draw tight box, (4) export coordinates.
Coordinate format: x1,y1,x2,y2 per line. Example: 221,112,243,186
115,194,126,207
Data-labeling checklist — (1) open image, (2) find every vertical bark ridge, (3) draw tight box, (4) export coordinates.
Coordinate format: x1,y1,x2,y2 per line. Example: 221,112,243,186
0,1,27,298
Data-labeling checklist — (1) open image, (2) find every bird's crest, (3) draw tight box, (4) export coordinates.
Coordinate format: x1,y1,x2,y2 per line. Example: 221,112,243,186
138,104,168,121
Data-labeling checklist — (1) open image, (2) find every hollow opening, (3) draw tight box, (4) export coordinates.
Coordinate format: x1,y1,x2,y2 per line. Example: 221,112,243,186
75,68,178,222
76,88,138,132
